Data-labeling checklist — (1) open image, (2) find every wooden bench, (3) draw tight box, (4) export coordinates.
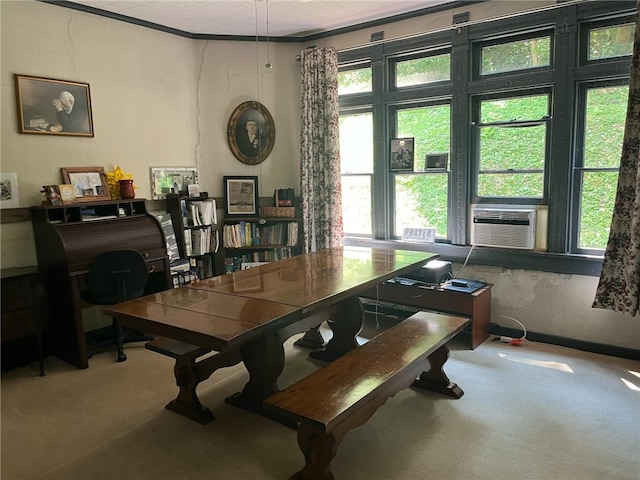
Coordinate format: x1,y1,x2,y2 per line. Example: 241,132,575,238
145,337,241,424
264,311,469,479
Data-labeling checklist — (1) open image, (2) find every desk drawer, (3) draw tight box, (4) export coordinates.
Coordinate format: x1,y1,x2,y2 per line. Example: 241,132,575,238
369,284,475,315
1,278,35,311
1,308,37,341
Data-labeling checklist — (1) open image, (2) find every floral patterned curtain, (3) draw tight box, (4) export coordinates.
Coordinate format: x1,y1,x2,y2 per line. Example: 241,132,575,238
593,12,640,316
299,46,344,253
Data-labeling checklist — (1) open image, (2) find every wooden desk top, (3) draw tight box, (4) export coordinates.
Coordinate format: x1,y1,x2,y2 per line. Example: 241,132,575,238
105,247,437,351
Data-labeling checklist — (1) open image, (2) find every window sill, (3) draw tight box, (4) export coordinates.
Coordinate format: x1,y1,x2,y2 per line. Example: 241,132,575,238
344,237,603,277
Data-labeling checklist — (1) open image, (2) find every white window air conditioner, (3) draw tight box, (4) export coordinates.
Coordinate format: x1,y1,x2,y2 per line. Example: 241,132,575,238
471,205,537,250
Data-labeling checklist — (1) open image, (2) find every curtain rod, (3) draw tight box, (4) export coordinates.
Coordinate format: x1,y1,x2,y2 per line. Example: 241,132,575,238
324,0,596,55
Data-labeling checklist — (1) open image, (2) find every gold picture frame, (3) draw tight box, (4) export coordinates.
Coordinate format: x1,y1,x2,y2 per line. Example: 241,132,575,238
14,74,94,137
227,101,275,165
61,167,111,202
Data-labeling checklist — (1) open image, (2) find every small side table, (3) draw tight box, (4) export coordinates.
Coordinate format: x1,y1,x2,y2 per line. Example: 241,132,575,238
1,267,49,376
360,282,492,349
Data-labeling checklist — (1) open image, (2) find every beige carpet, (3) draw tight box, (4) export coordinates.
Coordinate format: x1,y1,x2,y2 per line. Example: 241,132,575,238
1,330,639,480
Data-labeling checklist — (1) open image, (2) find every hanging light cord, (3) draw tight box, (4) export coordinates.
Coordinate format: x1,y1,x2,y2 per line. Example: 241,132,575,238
265,0,272,69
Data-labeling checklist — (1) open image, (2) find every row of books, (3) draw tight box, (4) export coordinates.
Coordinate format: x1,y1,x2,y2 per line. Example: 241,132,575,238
224,247,295,273
184,226,219,256
223,222,298,248
181,198,217,227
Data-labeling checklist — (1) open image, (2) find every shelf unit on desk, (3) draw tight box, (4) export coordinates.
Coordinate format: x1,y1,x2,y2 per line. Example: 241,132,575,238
360,282,491,349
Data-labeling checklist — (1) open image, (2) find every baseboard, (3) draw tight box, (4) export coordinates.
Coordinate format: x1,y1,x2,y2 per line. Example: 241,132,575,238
489,324,640,360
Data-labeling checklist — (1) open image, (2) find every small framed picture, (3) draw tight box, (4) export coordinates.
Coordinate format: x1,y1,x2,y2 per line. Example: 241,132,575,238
425,153,449,170
0,173,20,208
14,74,94,137
59,184,77,205
150,167,198,199
390,138,414,172
61,167,111,202
42,185,62,206
224,176,259,216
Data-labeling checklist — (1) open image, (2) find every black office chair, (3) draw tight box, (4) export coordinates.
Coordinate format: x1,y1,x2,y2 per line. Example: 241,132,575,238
81,249,153,362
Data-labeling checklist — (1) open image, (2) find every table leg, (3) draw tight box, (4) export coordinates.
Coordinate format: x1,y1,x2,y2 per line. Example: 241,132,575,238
166,348,242,424
309,296,363,362
225,330,295,425
412,344,464,399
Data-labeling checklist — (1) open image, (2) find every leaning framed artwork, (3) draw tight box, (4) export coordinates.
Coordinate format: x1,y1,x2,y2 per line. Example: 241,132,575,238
14,74,94,137
224,176,259,216
0,173,20,209
61,167,111,202
390,138,415,172
227,101,275,165
150,167,199,199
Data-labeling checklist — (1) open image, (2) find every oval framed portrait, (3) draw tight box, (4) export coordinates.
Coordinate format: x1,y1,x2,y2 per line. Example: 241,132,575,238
227,101,275,165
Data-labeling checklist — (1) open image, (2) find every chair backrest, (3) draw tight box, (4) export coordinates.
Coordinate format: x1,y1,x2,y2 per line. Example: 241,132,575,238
86,249,149,303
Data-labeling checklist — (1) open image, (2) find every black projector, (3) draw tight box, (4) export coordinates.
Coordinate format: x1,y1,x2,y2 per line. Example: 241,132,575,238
404,259,452,284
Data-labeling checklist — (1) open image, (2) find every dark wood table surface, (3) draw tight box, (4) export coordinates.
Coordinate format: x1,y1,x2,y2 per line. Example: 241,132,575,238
105,246,438,416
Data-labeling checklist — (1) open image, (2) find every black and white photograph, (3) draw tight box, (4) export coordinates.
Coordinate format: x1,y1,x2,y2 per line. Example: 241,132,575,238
227,101,275,165
224,176,259,216
390,138,415,171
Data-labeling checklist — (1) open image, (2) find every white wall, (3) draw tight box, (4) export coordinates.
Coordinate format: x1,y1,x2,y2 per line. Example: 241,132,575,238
1,0,638,351
1,0,301,267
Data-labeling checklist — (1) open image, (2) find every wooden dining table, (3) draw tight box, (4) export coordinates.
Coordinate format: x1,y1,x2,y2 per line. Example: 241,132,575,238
104,246,438,422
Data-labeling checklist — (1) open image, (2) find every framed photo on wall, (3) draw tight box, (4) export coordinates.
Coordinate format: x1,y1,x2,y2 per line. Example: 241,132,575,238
14,74,94,137
227,101,275,165
390,138,414,172
224,176,259,216
0,173,20,209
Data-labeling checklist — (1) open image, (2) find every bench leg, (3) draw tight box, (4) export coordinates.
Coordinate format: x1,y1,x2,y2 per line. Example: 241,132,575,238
309,296,363,362
293,423,338,480
412,344,464,399
167,348,242,424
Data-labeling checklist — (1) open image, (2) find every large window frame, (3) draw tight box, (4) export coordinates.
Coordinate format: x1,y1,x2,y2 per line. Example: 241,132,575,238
337,1,635,275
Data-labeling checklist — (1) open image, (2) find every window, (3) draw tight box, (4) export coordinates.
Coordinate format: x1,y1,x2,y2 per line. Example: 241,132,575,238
574,82,628,251
338,66,372,95
394,53,450,88
588,22,635,61
479,33,551,76
473,92,550,200
340,111,373,235
336,2,634,271
394,103,451,237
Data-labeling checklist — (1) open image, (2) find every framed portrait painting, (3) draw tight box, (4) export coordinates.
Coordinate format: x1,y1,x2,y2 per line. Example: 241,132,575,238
224,176,259,216
390,138,415,172
227,101,275,165
14,74,94,137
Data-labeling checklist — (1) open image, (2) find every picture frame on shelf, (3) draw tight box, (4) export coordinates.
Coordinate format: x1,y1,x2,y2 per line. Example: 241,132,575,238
14,74,94,137
0,173,20,209
227,101,275,165
389,138,415,172
59,184,77,205
224,175,259,216
150,167,199,199
61,167,111,202
41,185,62,206
425,153,449,170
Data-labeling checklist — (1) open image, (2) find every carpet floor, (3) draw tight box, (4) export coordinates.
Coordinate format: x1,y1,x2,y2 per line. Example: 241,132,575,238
2,330,639,480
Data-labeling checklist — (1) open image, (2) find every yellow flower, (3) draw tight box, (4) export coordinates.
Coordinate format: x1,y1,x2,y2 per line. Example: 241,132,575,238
105,166,134,199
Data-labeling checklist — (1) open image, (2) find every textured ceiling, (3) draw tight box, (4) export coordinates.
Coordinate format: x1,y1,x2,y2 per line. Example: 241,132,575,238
59,0,463,38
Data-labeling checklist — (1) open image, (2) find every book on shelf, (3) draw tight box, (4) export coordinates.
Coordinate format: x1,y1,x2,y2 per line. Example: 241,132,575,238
154,213,181,262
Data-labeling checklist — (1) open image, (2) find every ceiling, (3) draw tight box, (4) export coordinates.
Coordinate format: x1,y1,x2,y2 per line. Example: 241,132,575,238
52,0,466,39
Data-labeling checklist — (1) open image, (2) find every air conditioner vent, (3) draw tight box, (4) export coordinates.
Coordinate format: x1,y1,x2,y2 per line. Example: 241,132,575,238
471,205,536,250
